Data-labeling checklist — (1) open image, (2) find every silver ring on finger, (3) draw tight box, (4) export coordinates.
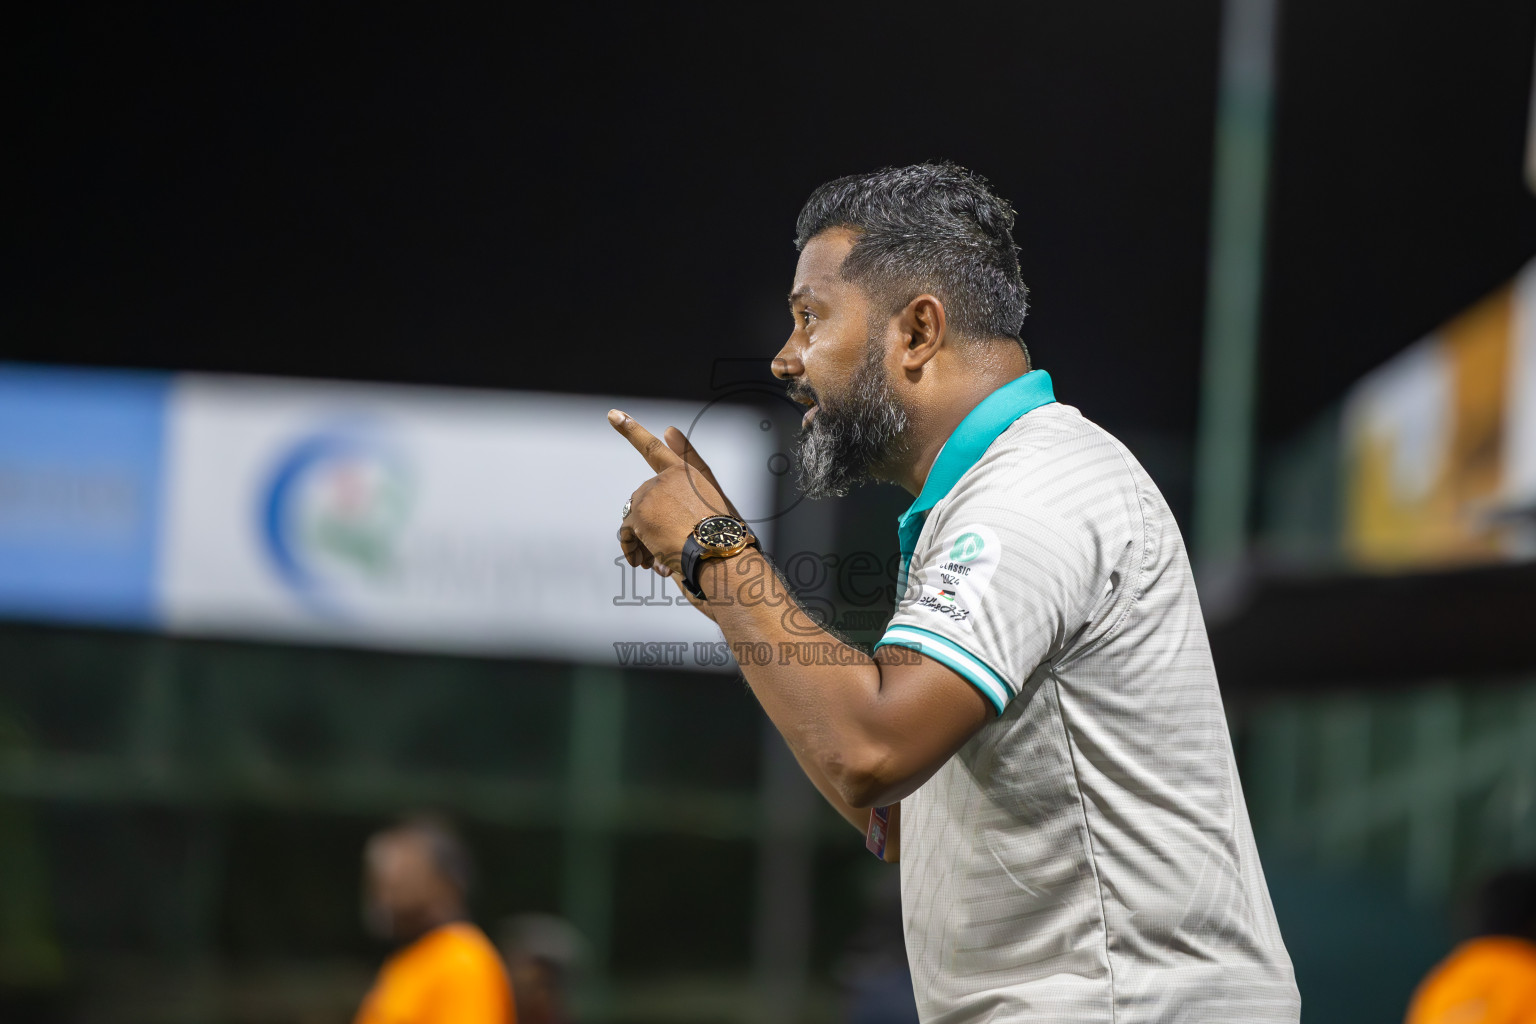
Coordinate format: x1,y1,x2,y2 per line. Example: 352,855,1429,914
621,498,631,521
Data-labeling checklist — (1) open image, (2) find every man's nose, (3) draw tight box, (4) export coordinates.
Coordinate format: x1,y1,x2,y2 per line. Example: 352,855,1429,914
771,342,803,381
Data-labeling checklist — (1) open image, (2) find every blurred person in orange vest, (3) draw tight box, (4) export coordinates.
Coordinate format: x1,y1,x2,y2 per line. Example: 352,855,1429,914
354,815,515,1024
1406,866,1536,1024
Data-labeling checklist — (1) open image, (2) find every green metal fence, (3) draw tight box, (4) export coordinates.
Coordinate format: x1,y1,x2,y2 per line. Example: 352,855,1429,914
1245,679,1536,904
0,622,879,1023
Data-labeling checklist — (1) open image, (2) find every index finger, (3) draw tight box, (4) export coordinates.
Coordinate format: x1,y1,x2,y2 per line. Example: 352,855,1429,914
608,409,682,473
665,426,739,518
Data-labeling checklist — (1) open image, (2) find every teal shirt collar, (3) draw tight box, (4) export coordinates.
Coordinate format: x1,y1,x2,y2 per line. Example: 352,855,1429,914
897,369,1056,575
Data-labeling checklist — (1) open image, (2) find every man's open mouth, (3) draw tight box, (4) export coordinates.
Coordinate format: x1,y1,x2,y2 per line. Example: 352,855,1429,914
789,386,819,429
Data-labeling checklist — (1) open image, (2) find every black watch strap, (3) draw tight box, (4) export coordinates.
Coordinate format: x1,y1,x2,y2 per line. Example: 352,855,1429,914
679,535,708,600
679,531,759,601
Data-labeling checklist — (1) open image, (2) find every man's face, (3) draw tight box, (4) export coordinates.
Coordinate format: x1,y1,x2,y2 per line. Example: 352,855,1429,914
363,831,450,942
775,228,910,498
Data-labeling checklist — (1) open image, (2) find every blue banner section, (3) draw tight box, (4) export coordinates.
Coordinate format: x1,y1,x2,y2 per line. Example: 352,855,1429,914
0,364,171,626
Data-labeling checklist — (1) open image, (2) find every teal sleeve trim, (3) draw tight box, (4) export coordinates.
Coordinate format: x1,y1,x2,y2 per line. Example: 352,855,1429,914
874,624,1013,716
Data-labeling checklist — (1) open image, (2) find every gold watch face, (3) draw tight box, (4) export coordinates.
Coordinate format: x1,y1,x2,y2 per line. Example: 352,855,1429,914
694,515,749,553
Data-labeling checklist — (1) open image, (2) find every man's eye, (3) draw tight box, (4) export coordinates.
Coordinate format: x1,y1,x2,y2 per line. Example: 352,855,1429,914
799,309,816,327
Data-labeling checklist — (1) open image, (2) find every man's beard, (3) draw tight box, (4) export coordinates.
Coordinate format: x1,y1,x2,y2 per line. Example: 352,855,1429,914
790,336,910,499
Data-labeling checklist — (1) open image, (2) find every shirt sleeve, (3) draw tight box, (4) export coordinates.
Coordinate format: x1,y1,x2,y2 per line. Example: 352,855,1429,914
875,460,1115,715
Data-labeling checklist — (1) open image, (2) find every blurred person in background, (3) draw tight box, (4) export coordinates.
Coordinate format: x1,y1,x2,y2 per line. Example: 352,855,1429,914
354,815,515,1024
1405,866,1536,1024
498,913,584,1024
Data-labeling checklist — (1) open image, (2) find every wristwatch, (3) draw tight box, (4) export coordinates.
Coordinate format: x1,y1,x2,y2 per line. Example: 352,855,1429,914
679,514,758,600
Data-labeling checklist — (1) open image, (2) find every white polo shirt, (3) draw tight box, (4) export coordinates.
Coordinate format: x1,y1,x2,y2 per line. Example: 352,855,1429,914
874,371,1299,1023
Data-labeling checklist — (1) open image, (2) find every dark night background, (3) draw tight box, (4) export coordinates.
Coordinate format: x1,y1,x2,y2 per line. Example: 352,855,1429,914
12,2,1535,473
5,4,1536,1023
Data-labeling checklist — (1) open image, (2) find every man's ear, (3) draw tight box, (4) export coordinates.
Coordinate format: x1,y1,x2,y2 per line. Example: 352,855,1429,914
897,294,947,373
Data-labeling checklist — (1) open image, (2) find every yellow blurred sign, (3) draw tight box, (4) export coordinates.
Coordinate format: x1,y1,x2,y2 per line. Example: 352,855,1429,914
1344,259,1536,569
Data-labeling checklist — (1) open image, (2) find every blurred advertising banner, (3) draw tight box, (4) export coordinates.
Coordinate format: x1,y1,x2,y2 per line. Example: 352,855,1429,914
0,366,169,625
1343,257,1536,569
0,365,777,665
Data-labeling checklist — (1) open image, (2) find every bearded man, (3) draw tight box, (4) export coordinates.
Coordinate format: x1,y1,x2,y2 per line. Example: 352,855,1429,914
611,162,1299,1023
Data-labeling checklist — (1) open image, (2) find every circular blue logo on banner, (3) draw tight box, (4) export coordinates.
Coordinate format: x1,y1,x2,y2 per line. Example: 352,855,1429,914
261,429,414,612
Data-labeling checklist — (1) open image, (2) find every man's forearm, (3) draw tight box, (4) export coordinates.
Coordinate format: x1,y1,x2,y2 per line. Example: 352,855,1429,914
603,412,967,842
707,549,904,860
697,551,898,808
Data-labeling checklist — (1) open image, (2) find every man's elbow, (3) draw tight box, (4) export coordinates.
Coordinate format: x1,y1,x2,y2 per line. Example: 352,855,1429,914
825,747,902,809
